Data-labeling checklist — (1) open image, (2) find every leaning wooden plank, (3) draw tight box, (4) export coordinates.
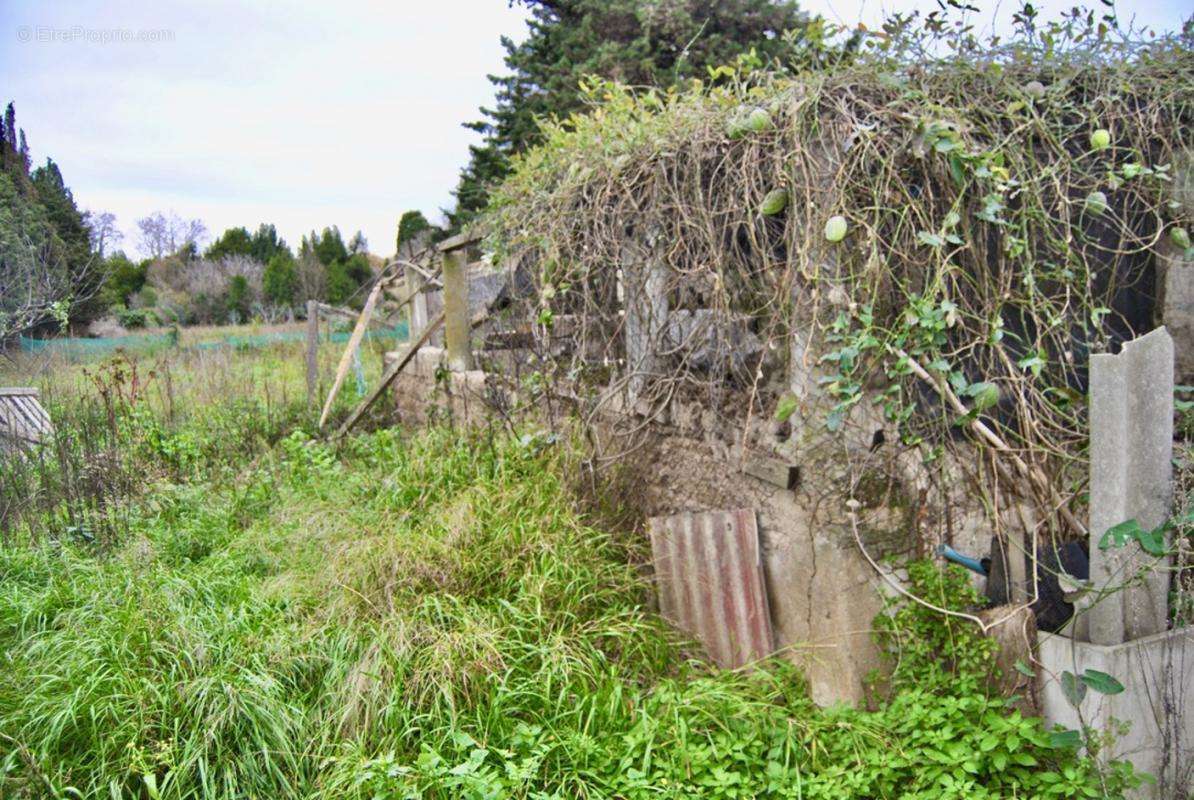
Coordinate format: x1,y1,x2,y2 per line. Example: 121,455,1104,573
319,280,385,429
333,311,446,439
318,266,442,429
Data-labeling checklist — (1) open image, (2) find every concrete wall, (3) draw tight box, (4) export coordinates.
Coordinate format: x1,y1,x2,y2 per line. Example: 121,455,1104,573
1038,629,1194,799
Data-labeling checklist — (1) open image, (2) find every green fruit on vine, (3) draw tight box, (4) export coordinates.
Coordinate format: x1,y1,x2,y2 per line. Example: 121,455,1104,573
1090,128,1111,150
746,107,773,133
760,188,789,216
1172,227,1191,250
824,215,848,242
727,118,748,140
1084,191,1108,215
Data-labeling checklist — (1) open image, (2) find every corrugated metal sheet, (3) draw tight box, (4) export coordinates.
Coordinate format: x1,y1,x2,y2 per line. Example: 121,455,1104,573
0,388,53,449
648,508,774,668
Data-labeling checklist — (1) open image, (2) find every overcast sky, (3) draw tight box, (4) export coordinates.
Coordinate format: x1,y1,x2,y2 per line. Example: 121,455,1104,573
2,0,1188,259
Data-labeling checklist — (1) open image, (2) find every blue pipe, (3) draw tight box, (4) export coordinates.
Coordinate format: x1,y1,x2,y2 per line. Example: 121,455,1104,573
936,544,988,576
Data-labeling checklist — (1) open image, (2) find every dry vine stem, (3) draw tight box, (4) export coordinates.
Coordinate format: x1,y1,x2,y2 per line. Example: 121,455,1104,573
486,17,1191,547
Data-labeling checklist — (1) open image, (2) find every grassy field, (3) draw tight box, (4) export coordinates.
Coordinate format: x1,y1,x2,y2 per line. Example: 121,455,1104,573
0,342,1139,798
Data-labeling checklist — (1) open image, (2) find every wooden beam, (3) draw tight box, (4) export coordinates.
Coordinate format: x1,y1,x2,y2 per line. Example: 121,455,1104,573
318,267,442,429
331,306,491,440
332,311,445,439
442,249,474,371
319,282,385,429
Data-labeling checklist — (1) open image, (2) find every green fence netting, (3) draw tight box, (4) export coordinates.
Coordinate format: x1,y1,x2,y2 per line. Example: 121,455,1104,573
18,321,409,362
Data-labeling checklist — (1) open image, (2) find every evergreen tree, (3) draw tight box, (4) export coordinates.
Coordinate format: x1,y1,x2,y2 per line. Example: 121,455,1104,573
262,251,298,307
325,261,356,305
449,0,818,227
100,251,147,308
204,226,254,261
32,160,91,264
226,274,251,321
249,223,289,264
314,226,349,267
1,103,102,335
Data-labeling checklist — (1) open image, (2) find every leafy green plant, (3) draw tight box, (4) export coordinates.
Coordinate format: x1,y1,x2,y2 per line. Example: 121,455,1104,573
0,413,1142,798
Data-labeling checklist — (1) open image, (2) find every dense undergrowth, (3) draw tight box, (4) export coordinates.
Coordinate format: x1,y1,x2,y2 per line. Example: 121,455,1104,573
0,377,1140,797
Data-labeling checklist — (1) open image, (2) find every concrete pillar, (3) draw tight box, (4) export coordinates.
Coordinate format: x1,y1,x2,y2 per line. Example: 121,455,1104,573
1157,238,1193,385
405,263,428,336
1087,326,1174,645
442,248,474,372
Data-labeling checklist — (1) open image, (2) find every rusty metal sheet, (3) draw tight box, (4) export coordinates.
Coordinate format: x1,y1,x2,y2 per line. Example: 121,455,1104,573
648,508,774,668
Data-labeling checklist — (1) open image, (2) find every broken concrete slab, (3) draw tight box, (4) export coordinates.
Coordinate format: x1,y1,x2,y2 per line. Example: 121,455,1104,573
1088,326,1174,645
1038,628,1194,799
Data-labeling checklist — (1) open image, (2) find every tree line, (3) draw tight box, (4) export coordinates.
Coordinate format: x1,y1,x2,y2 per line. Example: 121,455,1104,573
5,0,843,336
101,220,377,329
0,97,384,335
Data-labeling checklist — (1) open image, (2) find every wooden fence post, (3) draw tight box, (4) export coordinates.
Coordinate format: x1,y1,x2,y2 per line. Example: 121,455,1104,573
306,300,319,410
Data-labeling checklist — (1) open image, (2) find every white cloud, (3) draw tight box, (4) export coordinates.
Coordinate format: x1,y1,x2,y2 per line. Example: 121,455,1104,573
2,0,528,256
2,0,1188,258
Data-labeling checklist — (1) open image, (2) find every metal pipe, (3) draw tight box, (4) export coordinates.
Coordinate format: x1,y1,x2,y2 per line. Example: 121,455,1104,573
936,543,988,576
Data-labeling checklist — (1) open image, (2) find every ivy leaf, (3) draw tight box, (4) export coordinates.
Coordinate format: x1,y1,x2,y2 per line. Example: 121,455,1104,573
917,231,946,248
1099,518,1142,550
967,382,1000,411
1013,660,1035,677
1017,352,1045,376
1081,669,1125,695
1061,670,1087,708
1049,729,1083,749
1099,518,1169,556
949,153,966,188
1136,526,1168,557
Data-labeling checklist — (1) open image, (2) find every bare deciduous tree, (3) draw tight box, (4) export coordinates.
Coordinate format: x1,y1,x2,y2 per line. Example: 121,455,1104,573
296,249,326,303
83,210,122,258
136,211,207,260
1,228,101,343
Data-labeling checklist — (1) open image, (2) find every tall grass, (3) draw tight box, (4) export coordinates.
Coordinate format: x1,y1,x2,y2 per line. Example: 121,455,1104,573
0,338,387,548
0,413,1135,799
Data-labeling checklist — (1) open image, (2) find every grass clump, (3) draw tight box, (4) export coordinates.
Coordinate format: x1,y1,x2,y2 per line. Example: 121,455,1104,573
1,422,1138,798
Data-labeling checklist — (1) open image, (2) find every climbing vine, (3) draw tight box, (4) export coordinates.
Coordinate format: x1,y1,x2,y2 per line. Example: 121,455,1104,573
486,7,1192,538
